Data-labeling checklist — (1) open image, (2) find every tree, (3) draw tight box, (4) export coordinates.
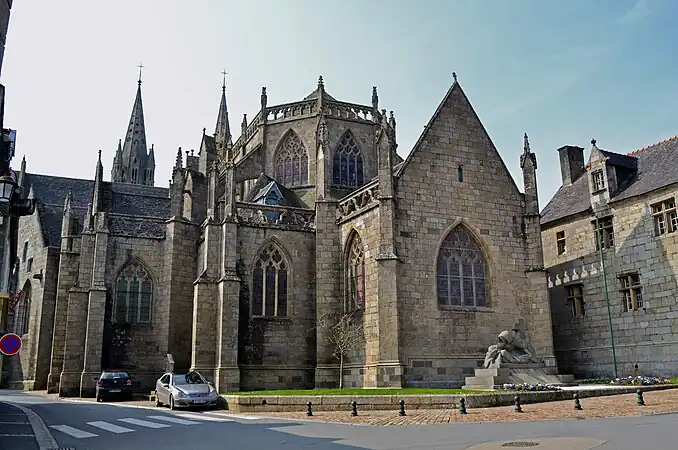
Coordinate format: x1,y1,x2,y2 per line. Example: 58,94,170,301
314,311,365,389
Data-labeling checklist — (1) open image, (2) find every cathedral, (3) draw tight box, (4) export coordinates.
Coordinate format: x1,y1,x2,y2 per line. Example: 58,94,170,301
4,73,555,396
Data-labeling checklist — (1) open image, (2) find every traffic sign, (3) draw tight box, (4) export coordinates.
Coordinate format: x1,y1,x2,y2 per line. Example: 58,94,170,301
0,333,22,356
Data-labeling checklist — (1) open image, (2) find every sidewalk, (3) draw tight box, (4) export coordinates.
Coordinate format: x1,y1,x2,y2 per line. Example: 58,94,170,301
0,401,38,450
243,388,678,426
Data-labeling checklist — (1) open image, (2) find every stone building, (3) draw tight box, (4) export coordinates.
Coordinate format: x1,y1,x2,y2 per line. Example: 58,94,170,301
5,73,557,394
541,137,678,378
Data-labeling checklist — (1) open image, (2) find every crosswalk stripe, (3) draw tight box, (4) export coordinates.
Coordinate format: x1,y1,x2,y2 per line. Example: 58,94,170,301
221,413,261,420
173,412,233,422
50,425,98,439
87,421,135,433
146,415,200,425
118,418,170,429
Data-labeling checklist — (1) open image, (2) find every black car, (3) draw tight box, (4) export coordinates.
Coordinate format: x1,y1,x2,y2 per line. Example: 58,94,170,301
95,371,134,402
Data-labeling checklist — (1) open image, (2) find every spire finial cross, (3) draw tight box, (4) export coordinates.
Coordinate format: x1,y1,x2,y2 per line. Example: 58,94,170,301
137,62,144,84
221,70,228,91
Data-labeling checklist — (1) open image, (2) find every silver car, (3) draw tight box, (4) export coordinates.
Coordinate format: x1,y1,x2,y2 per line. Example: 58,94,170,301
154,371,220,410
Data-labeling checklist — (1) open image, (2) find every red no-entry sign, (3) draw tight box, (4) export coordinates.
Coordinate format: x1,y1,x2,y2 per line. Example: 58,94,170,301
0,333,22,356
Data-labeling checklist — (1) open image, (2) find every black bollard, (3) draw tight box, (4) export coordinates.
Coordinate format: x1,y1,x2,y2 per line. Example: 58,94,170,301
399,399,406,416
573,392,582,411
636,389,645,406
514,395,523,413
351,400,358,417
458,398,468,415
306,401,313,416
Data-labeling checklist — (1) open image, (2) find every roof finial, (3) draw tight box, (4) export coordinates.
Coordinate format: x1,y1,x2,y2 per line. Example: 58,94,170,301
318,75,324,88
452,72,458,82
591,138,597,146
137,62,144,85
523,133,530,153
221,69,227,92
98,149,102,161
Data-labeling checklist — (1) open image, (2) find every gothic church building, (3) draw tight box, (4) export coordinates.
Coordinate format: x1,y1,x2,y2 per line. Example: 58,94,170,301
4,73,556,395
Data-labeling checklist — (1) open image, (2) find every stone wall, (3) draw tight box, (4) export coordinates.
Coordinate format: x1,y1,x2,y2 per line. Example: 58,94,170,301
543,184,678,378
237,225,316,390
394,83,551,387
105,234,168,380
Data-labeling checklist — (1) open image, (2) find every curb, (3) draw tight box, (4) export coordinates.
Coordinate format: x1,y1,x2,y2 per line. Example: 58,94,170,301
3,401,59,450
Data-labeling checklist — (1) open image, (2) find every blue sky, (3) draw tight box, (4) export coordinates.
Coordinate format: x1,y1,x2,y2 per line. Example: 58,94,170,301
2,0,676,205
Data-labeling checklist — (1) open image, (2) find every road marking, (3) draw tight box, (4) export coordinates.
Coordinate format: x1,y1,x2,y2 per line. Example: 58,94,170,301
221,412,262,420
118,418,171,429
49,425,98,439
0,433,34,437
87,421,135,433
173,412,233,422
0,421,30,424
146,415,200,425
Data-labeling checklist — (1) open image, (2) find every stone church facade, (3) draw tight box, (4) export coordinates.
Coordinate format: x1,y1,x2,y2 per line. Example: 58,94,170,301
541,137,678,379
4,73,556,395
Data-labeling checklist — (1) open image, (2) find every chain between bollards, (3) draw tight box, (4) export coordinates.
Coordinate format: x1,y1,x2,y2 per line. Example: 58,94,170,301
573,392,582,410
636,389,645,406
399,399,406,416
351,400,358,416
514,395,523,413
306,401,313,416
458,397,468,415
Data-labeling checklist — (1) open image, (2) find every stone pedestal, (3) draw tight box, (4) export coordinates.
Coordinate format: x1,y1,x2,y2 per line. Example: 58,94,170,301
462,363,576,390
214,366,240,392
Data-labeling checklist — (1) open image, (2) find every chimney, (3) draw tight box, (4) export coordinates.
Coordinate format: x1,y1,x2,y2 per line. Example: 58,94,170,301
557,145,585,186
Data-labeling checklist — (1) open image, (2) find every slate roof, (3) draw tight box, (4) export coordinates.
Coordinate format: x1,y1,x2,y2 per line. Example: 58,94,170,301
22,172,172,246
23,173,94,247
540,136,678,226
303,87,337,102
243,174,307,208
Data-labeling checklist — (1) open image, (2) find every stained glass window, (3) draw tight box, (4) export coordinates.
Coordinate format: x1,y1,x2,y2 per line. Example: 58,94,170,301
114,261,154,324
436,226,487,307
332,130,364,188
252,243,289,317
346,233,365,311
274,131,308,187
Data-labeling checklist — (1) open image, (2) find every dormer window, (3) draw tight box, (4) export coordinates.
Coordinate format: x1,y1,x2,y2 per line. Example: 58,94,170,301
592,170,606,192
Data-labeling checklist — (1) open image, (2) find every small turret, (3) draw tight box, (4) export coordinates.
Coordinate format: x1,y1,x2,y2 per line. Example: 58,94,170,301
520,133,539,216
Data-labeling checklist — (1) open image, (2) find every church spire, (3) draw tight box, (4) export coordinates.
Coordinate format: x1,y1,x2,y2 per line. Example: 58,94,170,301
111,69,155,186
215,71,232,149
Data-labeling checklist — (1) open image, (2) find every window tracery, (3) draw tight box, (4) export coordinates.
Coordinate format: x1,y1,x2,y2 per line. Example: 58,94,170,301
274,131,308,187
114,261,153,324
436,226,487,307
346,233,365,311
332,130,364,188
14,282,31,336
252,243,288,317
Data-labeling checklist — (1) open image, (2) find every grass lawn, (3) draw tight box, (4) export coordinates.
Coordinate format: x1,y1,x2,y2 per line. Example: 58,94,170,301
224,388,474,396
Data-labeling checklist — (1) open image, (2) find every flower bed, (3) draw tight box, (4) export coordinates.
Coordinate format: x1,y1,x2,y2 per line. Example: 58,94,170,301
501,383,561,392
610,376,671,386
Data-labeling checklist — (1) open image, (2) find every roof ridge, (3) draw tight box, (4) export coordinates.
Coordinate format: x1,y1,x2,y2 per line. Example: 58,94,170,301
628,135,678,156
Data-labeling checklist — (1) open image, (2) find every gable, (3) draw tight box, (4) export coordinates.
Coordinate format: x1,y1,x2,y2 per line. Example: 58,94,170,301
396,81,521,197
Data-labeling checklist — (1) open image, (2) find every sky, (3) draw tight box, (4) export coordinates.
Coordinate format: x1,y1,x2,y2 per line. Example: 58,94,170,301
1,0,677,206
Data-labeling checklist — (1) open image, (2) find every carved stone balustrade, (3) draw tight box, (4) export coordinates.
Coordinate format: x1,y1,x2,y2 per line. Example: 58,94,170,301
266,100,318,123
236,202,316,232
336,183,380,224
324,100,375,124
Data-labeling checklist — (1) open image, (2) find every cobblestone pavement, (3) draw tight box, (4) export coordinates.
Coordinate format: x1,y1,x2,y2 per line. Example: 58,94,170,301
240,388,678,426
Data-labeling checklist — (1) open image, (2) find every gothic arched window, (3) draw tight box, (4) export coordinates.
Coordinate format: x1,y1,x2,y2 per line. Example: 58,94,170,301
252,243,288,317
332,130,364,188
436,226,488,307
14,281,31,336
345,233,365,311
114,261,153,324
274,131,308,187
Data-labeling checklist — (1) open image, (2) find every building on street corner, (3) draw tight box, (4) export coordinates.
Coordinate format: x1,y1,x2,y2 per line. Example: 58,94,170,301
541,137,678,378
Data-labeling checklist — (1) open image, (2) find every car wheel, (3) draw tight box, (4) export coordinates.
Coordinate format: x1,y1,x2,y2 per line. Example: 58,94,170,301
169,395,175,410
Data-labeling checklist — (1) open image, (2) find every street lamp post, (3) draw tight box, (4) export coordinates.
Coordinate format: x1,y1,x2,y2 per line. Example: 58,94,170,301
595,213,619,379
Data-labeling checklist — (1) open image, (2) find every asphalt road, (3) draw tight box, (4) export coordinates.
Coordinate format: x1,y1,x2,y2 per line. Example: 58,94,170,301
1,390,678,449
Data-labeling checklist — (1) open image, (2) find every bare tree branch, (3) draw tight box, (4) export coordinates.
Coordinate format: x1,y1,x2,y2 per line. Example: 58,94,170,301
312,311,365,389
